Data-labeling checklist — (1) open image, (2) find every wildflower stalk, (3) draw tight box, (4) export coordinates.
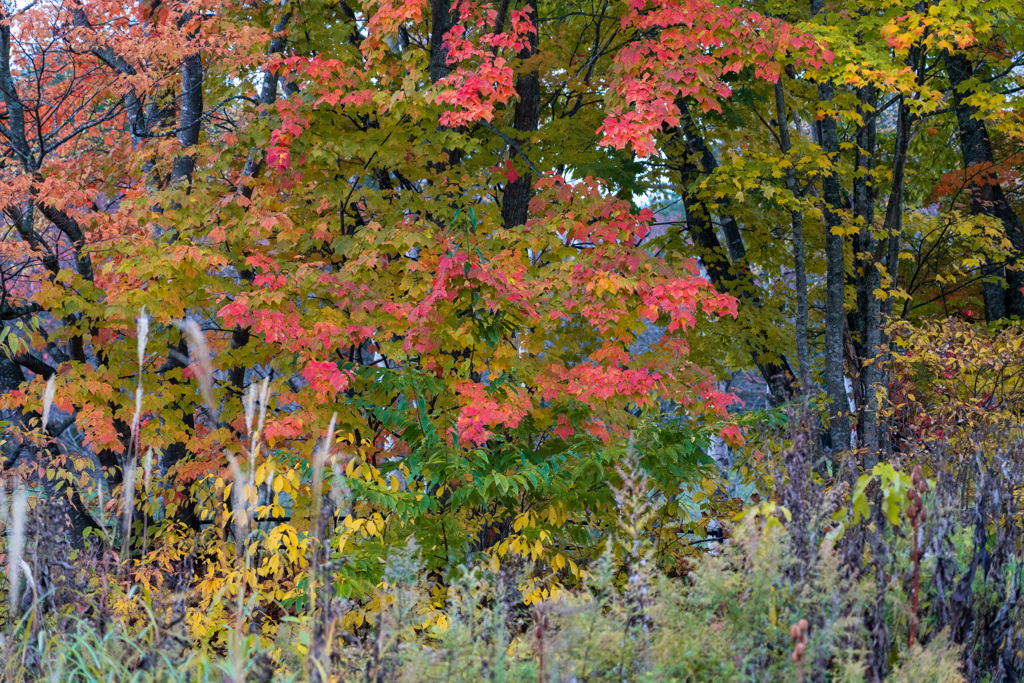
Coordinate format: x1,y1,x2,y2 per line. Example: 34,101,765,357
7,486,26,622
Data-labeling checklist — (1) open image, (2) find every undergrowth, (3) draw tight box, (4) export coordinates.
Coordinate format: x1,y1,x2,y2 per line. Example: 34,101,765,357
1,419,1021,682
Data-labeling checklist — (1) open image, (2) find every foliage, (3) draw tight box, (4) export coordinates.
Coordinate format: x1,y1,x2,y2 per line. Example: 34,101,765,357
884,318,1024,452
3,434,1020,681
0,0,1021,678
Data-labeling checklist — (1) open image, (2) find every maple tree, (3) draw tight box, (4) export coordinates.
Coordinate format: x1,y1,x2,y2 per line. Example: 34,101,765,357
0,0,1021,657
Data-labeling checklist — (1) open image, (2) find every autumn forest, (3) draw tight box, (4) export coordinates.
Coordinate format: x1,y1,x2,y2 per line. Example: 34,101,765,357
0,0,1021,679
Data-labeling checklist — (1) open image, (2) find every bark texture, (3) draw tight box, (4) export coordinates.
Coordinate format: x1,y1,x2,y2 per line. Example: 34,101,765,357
945,52,1024,320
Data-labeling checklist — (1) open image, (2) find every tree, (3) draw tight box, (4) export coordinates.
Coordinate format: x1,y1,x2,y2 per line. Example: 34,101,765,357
1,0,1022,589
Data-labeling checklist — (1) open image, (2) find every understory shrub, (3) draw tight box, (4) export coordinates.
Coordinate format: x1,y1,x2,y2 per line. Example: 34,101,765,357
1,419,1022,682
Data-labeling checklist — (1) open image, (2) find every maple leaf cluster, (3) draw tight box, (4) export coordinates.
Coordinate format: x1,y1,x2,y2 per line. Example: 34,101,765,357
599,0,833,155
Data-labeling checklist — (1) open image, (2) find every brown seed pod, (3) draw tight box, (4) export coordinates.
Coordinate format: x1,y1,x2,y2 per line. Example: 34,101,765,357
799,619,808,633
791,625,801,639
795,642,806,658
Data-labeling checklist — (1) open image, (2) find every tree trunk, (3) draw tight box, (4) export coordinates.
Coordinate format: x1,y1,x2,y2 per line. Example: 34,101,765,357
161,333,202,531
429,0,456,84
854,84,882,460
878,96,912,460
232,9,292,393
945,51,1024,320
774,79,811,392
811,0,851,453
171,52,203,185
238,10,292,200
814,79,851,452
666,103,795,404
500,2,540,230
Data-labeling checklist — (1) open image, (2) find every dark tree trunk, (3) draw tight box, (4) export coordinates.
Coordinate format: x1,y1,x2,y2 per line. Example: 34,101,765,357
774,79,811,392
666,103,795,405
854,85,882,460
232,9,291,396
160,33,206,530
945,51,1024,320
428,0,462,170
238,10,292,200
161,333,202,532
814,74,851,452
500,3,540,230
678,104,746,263
429,0,456,84
879,97,912,460
171,52,203,185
